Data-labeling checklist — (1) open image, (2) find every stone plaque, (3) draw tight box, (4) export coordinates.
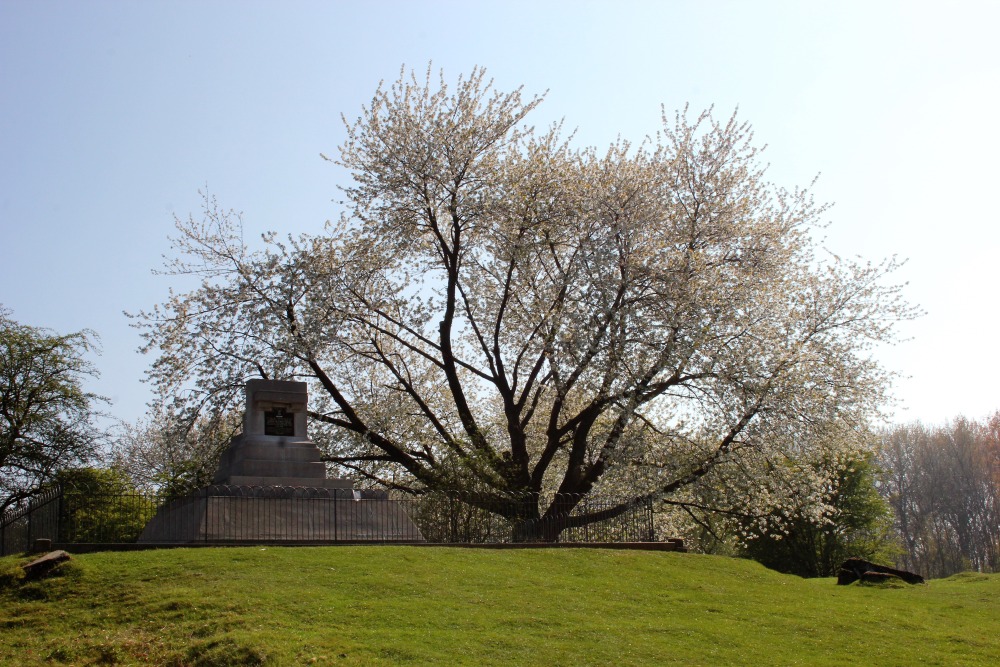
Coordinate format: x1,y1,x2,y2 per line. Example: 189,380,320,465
264,407,295,436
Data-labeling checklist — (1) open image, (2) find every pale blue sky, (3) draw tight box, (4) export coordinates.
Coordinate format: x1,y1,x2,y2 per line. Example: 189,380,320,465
1,0,997,427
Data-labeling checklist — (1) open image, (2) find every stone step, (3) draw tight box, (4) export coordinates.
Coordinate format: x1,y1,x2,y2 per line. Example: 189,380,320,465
227,441,322,464
227,458,327,479
222,476,354,489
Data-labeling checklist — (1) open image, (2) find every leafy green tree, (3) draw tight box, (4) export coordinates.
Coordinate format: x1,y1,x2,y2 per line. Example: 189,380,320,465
55,467,156,543
134,67,914,538
739,453,898,577
1,306,105,514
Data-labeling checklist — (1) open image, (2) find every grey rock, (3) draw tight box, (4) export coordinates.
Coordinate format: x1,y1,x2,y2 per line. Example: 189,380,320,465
22,550,71,579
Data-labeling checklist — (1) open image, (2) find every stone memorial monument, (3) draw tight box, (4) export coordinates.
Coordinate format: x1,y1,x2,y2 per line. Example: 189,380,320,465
139,379,423,544
212,380,351,489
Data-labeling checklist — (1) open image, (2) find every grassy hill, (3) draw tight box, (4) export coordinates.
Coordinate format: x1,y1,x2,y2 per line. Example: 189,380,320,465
1,546,997,666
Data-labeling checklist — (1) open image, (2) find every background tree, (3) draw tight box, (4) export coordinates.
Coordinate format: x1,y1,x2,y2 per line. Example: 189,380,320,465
738,451,898,577
878,414,1000,577
134,67,914,538
110,408,240,497
0,306,105,514
55,466,155,543
654,426,899,573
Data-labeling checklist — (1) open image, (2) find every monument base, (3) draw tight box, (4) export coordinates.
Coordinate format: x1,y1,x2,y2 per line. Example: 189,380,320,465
138,486,424,544
138,380,423,544
224,476,353,488
213,434,335,485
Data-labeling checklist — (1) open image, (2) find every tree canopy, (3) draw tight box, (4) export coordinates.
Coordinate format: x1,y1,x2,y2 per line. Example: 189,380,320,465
110,409,240,497
135,67,914,535
879,413,1000,577
738,452,898,577
0,306,105,513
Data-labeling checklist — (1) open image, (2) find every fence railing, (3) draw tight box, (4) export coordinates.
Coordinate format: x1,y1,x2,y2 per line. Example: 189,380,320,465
1,485,63,557
1,485,656,555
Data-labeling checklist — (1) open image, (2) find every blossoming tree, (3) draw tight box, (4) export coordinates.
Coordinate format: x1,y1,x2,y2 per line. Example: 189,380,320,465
135,67,914,538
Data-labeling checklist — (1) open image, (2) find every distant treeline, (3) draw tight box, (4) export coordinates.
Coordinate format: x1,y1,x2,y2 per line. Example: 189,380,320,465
879,412,1000,578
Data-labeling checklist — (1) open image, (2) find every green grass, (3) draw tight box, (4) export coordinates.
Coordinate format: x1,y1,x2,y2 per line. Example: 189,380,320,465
1,547,997,666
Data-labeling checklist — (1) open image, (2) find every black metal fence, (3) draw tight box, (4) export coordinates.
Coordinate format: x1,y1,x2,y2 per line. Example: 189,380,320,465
1,485,656,555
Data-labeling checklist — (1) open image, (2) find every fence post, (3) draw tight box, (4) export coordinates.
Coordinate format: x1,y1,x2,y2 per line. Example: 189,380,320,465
646,497,654,541
203,487,209,544
449,494,456,543
26,496,33,551
57,486,65,545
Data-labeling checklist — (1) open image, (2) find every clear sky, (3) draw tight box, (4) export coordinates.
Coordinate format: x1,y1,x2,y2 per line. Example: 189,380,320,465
1,0,997,428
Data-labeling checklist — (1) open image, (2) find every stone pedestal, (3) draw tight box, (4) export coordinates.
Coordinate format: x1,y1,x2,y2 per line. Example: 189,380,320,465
212,380,351,489
138,380,422,543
